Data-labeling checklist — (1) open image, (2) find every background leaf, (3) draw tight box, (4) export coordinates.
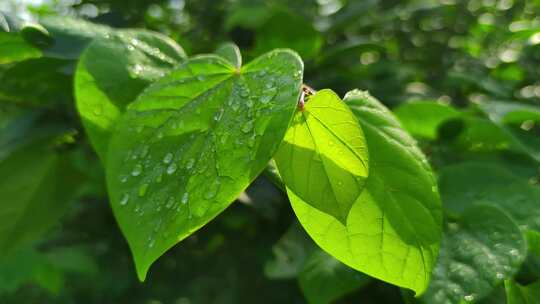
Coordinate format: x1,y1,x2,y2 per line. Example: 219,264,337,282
505,280,540,304
75,29,186,160
421,205,527,304
299,249,371,304
0,141,82,254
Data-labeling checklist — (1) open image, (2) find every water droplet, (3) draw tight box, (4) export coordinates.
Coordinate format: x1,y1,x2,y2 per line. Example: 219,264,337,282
509,249,519,256
120,193,129,206
135,125,144,133
163,153,173,164
261,87,277,104
186,159,195,170
166,197,175,209
242,120,254,133
166,163,177,175
197,75,205,81
214,109,223,122
133,64,143,75
247,135,255,148
138,183,149,197
204,180,220,200
140,145,149,158
119,175,128,183
148,239,155,248
131,38,139,46
220,133,229,144
131,164,143,176
431,186,437,192
93,105,103,116
181,193,189,204
463,294,475,302
156,131,164,139
127,45,135,51
496,272,504,279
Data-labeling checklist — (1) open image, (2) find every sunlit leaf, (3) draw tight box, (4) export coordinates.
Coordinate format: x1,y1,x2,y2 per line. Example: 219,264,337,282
274,89,369,223
285,89,442,294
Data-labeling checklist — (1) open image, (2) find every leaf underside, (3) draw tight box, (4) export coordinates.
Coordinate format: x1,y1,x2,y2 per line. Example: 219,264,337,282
274,89,369,224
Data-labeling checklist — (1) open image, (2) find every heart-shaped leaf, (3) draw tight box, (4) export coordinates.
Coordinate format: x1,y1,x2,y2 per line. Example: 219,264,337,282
283,90,442,294
75,30,186,160
106,50,303,280
274,89,369,224
422,205,526,304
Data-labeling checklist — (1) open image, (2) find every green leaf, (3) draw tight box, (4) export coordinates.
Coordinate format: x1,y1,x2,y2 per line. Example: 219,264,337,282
299,249,371,304
393,100,461,140
505,280,540,304
479,100,540,125
284,89,442,295
439,162,540,232
264,221,316,279
0,142,82,254
0,57,73,106
106,50,303,281
274,89,369,224
422,205,526,304
0,32,42,64
253,9,323,59
40,16,111,59
74,30,186,160
215,42,242,69
528,230,540,258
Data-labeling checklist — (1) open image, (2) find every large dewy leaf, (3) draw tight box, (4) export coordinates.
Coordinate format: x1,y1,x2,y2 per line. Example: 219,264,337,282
422,205,527,304
284,90,442,294
75,30,186,160
274,89,369,224
106,50,303,280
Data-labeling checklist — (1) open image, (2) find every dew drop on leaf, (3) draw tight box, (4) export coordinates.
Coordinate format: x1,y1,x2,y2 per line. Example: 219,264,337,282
166,163,177,175
131,164,143,176
163,152,173,164
120,193,130,206
181,193,189,204
138,183,149,197
242,120,254,133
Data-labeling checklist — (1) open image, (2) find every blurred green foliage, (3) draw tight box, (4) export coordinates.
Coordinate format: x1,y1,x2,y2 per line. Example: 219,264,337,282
1,0,540,303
